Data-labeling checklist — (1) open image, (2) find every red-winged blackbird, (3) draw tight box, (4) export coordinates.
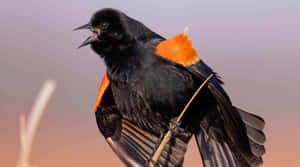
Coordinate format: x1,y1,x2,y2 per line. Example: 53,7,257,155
75,8,266,167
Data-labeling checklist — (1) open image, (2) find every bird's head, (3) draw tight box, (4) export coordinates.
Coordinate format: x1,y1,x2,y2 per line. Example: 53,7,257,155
75,8,142,57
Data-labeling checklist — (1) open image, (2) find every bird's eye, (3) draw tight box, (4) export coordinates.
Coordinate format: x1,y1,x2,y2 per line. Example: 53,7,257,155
100,23,109,29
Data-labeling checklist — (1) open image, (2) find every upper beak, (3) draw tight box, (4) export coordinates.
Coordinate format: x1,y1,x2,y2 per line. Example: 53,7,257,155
73,23,91,31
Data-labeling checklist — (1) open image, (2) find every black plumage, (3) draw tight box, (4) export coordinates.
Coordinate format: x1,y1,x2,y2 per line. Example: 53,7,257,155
76,8,266,167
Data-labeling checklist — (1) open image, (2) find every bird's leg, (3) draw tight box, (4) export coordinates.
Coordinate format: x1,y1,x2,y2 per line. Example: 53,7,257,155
168,117,186,137
154,133,165,154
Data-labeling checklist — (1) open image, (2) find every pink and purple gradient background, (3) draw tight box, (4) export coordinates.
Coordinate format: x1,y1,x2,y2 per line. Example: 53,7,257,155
1,0,299,166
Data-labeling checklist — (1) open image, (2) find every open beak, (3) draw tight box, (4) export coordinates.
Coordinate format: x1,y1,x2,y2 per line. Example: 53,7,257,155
74,23,100,48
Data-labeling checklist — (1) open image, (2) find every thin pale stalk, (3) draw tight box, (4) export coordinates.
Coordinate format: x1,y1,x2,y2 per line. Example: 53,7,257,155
17,80,56,167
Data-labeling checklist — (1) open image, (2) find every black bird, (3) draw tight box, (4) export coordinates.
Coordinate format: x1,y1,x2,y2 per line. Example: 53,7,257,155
75,8,266,167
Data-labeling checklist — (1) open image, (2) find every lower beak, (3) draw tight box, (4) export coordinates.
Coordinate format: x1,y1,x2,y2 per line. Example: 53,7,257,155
78,35,99,48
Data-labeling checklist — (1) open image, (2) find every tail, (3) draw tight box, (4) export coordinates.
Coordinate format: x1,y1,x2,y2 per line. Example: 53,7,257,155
195,106,266,167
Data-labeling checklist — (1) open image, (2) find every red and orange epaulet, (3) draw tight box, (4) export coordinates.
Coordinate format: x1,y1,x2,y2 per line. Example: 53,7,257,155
155,27,200,67
94,73,110,112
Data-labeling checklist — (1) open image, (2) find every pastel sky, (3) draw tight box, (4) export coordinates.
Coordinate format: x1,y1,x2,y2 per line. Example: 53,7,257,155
1,0,299,166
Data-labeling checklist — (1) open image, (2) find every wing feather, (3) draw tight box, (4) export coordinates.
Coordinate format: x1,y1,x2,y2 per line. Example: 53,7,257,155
95,84,191,167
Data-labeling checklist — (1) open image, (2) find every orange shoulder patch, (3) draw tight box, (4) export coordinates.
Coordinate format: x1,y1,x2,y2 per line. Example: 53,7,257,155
155,33,200,67
94,73,110,112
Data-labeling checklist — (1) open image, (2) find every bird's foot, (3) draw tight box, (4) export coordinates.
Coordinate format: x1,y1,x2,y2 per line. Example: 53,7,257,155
168,117,185,137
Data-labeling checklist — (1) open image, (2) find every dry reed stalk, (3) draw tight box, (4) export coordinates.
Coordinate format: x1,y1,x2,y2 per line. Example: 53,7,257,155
17,80,56,167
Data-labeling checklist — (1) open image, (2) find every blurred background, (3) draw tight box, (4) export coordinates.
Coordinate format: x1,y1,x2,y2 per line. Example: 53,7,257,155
1,0,299,166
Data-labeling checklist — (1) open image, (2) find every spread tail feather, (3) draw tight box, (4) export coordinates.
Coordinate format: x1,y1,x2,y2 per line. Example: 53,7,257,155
195,106,266,167
236,107,265,130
